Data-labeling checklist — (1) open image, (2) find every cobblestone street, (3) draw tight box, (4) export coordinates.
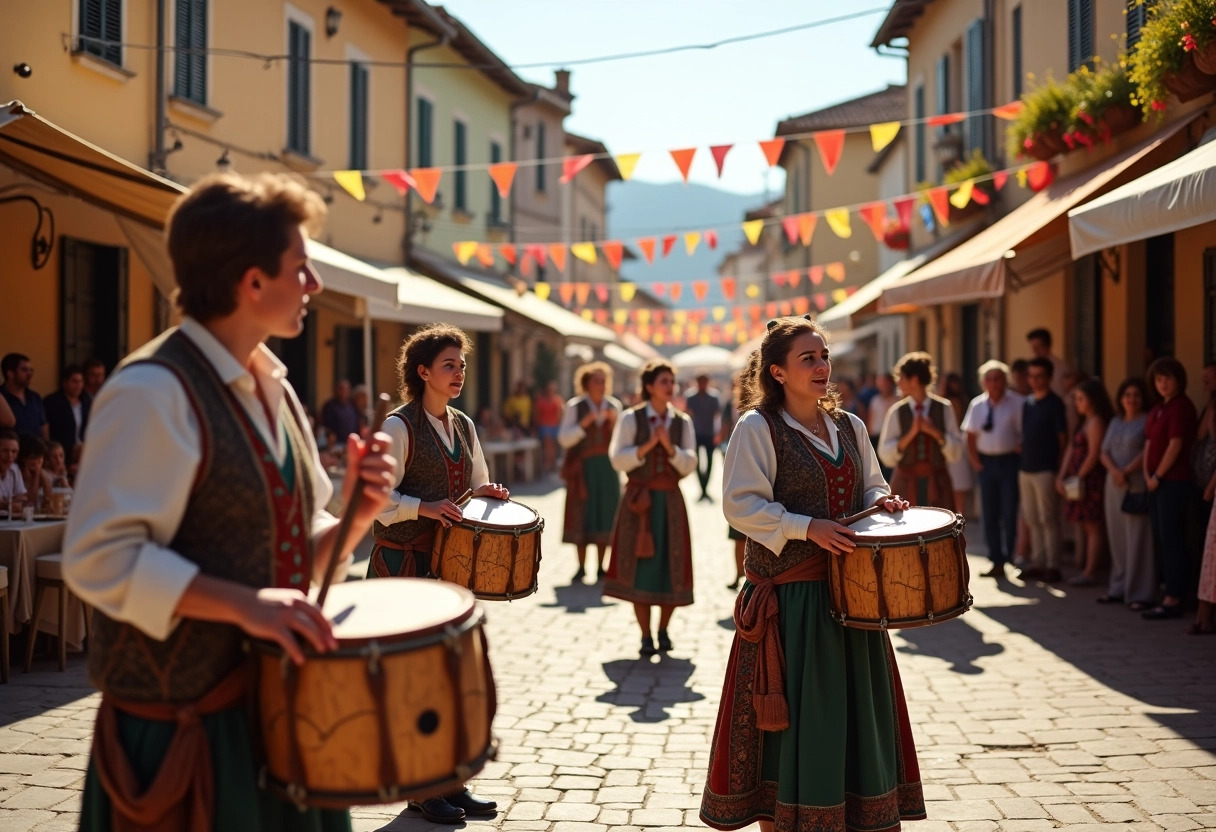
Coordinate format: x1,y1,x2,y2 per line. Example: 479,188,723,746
1,470,1214,831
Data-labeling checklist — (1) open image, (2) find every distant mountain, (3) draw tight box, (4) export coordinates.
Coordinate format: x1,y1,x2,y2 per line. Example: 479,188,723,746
607,181,769,309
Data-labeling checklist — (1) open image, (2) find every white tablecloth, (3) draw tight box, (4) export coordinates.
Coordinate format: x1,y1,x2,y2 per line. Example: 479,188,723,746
0,520,87,649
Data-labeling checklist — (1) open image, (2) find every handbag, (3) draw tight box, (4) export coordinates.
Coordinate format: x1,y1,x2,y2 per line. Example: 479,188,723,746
1121,490,1150,515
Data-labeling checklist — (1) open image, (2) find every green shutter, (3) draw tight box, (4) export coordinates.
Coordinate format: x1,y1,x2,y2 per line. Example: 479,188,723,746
417,99,433,168
288,22,310,154
490,141,502,222
536,121,546,192
80,0,122,65
966,19,986,156
1012,6,1023,98
454,120,467,211
349,62,368,170
1068,0,1094,72
174,0,207,104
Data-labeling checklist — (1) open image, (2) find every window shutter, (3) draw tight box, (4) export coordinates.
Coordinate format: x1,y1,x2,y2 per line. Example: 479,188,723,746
103,0,122,65
935,54,950,117
490,141,502,222
1068,0,1094,72
349,63,368,170
1012,5,1023,98
966,19,986,155
536,121,546,192
1127,0,1150,48
80,0,122,65
417,98,433,168
287,22,311,154
1073,255,1102,376
914,85,926,183
175,0,207,104
454,120,467,211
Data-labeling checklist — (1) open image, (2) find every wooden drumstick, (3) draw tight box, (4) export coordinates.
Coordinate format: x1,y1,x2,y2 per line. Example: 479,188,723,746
317,461,367,609
836,504,890,527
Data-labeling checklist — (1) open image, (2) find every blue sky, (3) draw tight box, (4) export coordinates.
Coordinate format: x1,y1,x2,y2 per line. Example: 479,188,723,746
439,0,906,195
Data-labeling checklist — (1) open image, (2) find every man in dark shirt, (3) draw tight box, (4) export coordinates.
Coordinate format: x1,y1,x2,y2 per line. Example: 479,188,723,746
684,374,721,502
1,353,48,440
320,379,360,448
1018,357,1067,582
44,364,91,466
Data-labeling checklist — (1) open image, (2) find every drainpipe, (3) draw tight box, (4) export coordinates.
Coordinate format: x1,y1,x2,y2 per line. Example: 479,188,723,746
403,1,455,266
151,0,167,174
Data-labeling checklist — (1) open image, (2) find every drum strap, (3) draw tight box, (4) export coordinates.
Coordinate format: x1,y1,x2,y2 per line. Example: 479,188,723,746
734,559,827,732
281,659,311,806
92,666,249,832
367,644,403,801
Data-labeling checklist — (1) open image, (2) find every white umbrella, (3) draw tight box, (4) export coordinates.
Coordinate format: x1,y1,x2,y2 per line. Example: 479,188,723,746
669,344,735,374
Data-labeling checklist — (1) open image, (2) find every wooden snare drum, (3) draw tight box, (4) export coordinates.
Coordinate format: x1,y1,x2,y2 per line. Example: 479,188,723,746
255,579,497,808
432,496,543,601
828,506,972,630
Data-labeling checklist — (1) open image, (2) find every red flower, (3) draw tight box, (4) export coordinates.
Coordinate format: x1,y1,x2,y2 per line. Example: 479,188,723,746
1182,33,1198,51
1078,110,1095,126
1151,100,1168,112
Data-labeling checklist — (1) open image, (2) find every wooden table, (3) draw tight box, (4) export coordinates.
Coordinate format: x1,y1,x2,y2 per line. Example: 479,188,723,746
0,520,87,650
481,438,541,485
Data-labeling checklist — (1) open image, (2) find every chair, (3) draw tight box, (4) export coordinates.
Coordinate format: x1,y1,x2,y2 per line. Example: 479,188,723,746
0,565,9,682
25,554,89,672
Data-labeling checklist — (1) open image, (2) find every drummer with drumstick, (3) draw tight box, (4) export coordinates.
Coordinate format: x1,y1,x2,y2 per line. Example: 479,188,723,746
369,322,507,823
61,172,398,832
700,315,925,832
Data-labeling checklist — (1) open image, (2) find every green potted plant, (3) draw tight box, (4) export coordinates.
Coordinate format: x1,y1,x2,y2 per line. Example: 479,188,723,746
943,150,994,219
1006,74,1077,160
1070,61,1142,147
1128,0,1216,116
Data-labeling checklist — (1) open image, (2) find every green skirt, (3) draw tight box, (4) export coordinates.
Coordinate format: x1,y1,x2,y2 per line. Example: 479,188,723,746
562,453,621,546
701,581,924,832
633,492,672,595
81,705,351,832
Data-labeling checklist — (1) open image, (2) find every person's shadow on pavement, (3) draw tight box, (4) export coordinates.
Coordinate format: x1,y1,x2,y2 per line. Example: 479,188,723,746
597,657,705,722
539,580,612,614
894,615,1004,674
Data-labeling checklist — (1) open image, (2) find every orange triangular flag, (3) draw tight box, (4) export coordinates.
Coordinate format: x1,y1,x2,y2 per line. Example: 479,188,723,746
636,238,656,264
787,269,801,288
549,244,568,271
661,235,677,257
826,262,846,283
488,162,518,198
927,113,966,127
759,138,785,167
812,130,845,175
927,187,951,227
992,101,1024,120
858,202,888,241
693,281,708,302
798,213,818,247
476,244,495,267
684,232,701,256
793,296,810,315
809,266,824,286
669,284,683,302
669,147,697,182
710,144,733,177
499,243,517,265
575,283,591,306
558,283,575,305
601,241,624,271
721,277,736,301
561,155,594,183
409,168,442,204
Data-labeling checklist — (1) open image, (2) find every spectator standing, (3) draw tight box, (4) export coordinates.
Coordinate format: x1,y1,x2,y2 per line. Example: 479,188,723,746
941,372,975,514
866,372,900,480
534,380,564,474
684,374,722,502
351,384,371,438
1010,359,1033,397
878,352,962,509
1,353,48,439
319,379,360,448
82,358,107,401
1026,328,1072,398
1100,378,1153,608
1192,362,1216,511
0,428,26,514
502,380,533,433
44,364,90,466
962,360,1024,578
1142,357,1199,620
1057,379,1113,586
1191,467,1216,635
1018,358,1068,582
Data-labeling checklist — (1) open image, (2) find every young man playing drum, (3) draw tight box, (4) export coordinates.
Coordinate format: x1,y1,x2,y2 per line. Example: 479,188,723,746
371,322,508,823
62,172,397,832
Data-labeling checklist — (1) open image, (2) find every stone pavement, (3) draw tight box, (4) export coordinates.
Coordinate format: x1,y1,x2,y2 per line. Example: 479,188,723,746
1,468,1215,832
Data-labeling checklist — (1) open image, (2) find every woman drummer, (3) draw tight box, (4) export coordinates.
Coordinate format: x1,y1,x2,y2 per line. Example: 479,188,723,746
604,359,697,657
370,322,507,824
700,315,924,832
558,361,623,583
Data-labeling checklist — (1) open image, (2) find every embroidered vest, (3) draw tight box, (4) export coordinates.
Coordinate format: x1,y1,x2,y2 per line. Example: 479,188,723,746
572,398,614,457
626,405,688,488
743,409,865,579
373,400,474,547
88,330,315,703
895,396,949,470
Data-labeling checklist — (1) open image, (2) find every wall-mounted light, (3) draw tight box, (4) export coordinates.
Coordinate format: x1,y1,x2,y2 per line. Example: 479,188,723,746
216,149,231,171
12,62,32,79
325,7,342,38
372,209,383,225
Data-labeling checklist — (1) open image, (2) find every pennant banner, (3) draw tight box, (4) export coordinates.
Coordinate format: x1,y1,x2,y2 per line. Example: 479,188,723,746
927,187,951,227
602,240,624,271
410,168,442,204
534,282,551,300
684,232,701,256
949,180,975,209
759,138,785,167
798,213,817,247
549,244,568,271
561,155,594,184
571,242,598,264
382,169,415,195
637,237,656,264
826,262,846,283
869,122,901,153
825,208,851,239
453,241,478,266
615,153,641,181
710,144,733,177
333,170,366,201
742,219,764,246
858,202,888,241
487,162,518,198
670,148,697,182
620,282,637,302
813,130,845,176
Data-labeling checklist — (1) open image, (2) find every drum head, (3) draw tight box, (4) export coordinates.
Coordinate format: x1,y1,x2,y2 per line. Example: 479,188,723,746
848,506,957,538
314,578,475,642
461,496,540,528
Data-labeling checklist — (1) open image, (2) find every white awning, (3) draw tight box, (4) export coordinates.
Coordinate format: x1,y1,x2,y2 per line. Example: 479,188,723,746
1069,134,1216,258
603,342,646,370
818,254,928,330
306,240,401,305
374,267,503,332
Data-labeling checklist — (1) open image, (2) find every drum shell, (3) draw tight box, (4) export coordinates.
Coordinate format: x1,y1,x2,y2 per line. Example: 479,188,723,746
254,583,496,808
829,510,972,630
433,501,543,601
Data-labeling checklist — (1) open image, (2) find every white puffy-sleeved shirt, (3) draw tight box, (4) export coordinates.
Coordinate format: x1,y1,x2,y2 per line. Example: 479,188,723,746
62,318,342,642
607,403,698,478
557,394,623,450
374,406,491,526
723,409,890,557
877,395,965,469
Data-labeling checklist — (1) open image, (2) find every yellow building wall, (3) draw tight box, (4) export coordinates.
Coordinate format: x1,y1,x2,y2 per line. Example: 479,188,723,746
1003,269,1066,365
1174,222,1214,407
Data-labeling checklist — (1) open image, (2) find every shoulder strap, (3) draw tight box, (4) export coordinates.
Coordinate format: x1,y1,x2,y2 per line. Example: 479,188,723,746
389,406,416,475
757,409,780,447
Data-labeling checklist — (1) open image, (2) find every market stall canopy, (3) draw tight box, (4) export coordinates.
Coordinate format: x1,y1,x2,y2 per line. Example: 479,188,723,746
375,267,502,332
1069,134,1216,258
670,344,735,374
603,342,647,370
879,119,1190,313
818,254,928,331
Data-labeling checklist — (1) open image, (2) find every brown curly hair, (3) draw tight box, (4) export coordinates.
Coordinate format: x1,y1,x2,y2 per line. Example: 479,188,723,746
892,351,937,388
737,315,840,414
638,359,676,401
396,324,473,402
574,361,613,396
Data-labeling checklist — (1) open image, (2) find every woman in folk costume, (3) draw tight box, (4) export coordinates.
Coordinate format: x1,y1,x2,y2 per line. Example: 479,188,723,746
700,316,924,832
878,351,964,510
603,359,697,657
558,361,623,583
369,323,507,824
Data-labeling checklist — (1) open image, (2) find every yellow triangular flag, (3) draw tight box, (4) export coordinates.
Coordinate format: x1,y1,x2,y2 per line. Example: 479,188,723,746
454,241,478,266
619,282,637,302
825,208,852,239
745,284,760,298
1016,169,1029,188
742,219,764,246
333,170,366,201
581,309,594,321
613,309,627,325
831,288,848,304
534,281,551,300
712,306,726,321
684,232,701,256
673,309,688,325
571,242,598,264
869,122,901,153
949,179,974,209
638,309,651,325
615,153,641,181
700,331,711,345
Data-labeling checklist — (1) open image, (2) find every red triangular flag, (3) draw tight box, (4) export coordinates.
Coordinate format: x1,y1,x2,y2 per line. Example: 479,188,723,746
759,138,785,167
709,144,733,177
773,271,788,287
971,186,990,205
812,130,845,175
813,293,827,311
858,202,888,241
560,155,594,184
787,269,801,288
927,113,966,127
549,244,568,271
893,196,915,230
661,235,677,257
525,244,547,267
693,281,708,302
652,283,666,297
705,230,718,250
809,265,824,286
409,168,442,204
595,284,609,303
498,244,517,265
1028,161,1054,192
382,170,416,195
721,277,736,301
637,237,656,264
993,171,1009,190
669,148,697,182
782,215,800,245
601,240,625,271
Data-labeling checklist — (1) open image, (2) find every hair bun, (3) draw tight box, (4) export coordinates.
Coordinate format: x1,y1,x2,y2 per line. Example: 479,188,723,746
766,318,779,330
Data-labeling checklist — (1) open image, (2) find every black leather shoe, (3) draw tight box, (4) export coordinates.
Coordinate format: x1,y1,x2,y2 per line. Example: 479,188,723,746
572,567,586,583
1142,604,1183,620
447,788,498,816
640,636,658,657
596,567,606,582
408,797,465,823
657,630,673,652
